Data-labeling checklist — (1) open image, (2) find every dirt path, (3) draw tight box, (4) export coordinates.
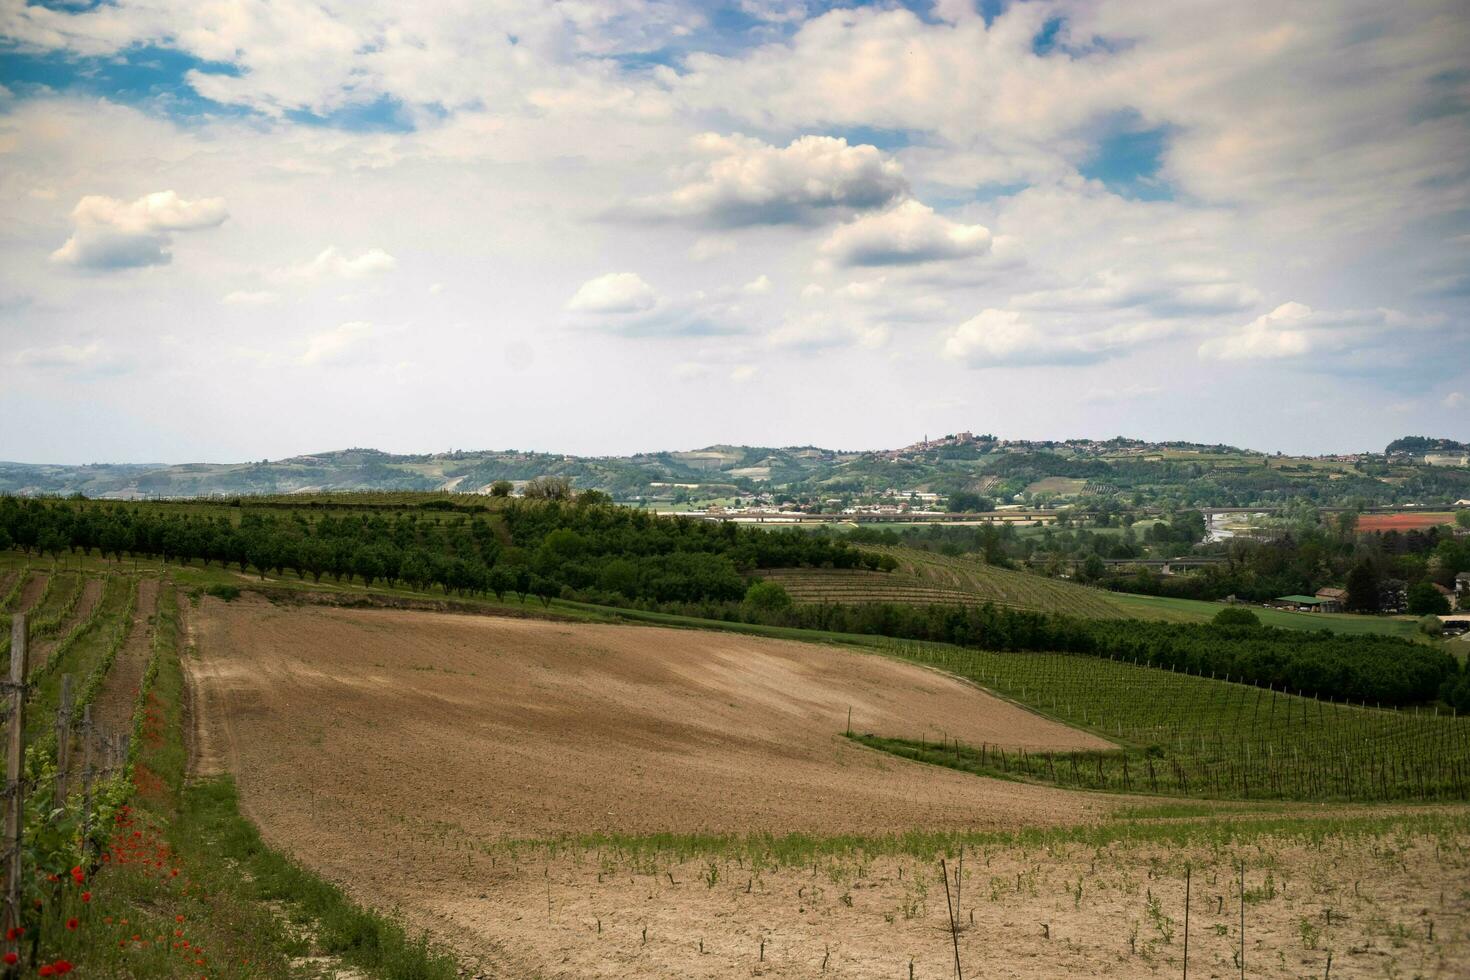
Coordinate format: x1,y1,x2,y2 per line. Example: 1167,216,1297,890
89,578,159,740
29,576,105,668
12,571,49,616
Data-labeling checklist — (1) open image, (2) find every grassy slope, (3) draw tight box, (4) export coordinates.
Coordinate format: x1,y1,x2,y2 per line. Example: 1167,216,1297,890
765,545,1424,638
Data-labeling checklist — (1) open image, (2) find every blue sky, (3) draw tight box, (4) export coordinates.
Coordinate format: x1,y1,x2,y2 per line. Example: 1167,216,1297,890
0,0,1466,462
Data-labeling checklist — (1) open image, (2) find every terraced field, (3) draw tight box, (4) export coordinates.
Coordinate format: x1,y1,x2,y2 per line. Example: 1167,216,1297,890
762,547,1132,618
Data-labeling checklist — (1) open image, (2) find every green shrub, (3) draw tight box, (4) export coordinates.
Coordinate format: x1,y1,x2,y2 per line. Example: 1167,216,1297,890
1213,606,1261,627
205,583,241,602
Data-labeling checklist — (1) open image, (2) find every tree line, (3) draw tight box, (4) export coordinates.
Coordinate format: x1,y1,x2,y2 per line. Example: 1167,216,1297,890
669,589,1462,708
0,496,893,607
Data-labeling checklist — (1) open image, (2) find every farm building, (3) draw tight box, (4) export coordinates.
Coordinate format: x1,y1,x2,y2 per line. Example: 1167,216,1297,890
1272,594,1332,612
1314,586,1347,613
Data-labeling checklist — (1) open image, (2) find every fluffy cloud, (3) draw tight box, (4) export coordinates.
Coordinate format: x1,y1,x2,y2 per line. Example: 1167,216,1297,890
820,200,991,267
1198,303,1458,384
766,312,889,351
1014,266,1260,319
1197,302,1315,361
942,309,1109,368
275,246,397,284
564,272,747,336
565,272,659,314
620,133,907,228
50,191,227,270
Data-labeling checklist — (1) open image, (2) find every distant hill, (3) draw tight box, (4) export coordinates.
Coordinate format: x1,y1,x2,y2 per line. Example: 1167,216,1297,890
3,433,1469,506
1386,436,1470,456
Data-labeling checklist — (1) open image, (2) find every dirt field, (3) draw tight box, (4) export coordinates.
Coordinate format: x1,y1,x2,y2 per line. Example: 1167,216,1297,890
185,598,1470,977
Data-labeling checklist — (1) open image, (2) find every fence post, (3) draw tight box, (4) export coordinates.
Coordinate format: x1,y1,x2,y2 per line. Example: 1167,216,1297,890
4,614,29,969
81,705,94,850
54,674,72,804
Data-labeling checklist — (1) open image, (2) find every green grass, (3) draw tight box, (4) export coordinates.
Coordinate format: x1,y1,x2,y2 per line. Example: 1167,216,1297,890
473,809,1470,869
1105,591,1423,638
28,575,462,978
764,546,1132,618
859,639,1470,802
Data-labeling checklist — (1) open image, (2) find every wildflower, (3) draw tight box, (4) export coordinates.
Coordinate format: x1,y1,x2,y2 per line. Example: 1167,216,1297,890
53,961,73,974
65,918,78,931
38,966,54,976
4,926,20,940
81,891,91,903
2,952,16,965
176,914,185,923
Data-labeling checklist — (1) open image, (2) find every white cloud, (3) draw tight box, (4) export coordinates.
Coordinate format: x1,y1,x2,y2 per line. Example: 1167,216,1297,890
50,190,227,270
10,341,103,368
1198,302,1315,361
222,290,279,306
1015,266,1260,319
741,274,772,294
276,246,396,284
730,364,758,383
1443,391,1465,409
767,312,889,351
942,309,1108,368
619,133,907,228
566,272,658,314
820,199,991,267
299,321,374,366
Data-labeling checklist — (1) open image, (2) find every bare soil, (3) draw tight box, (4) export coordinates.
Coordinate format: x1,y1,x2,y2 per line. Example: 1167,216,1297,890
13,571,48,616
90,578,158,739
185,597,1469,978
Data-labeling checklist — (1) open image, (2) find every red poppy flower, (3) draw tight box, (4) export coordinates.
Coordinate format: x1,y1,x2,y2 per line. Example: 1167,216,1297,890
81,891,91,902
38,967,54,977
2,952,16,965
53,961,73,974
66,918,78,931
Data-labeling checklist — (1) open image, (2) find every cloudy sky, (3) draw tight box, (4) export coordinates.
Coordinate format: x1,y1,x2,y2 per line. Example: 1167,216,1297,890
1,0,1467,463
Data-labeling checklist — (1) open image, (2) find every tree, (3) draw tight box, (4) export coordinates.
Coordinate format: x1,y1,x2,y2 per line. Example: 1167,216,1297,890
743,580,793,614
1457,510,1470,530
523,475,573,501
489,480,513,497
1418,614,1444,637
1345,562,1381,613
1213,606,1260,627
948,491,992,513
577,489,611,506
1407,581,1451,616
1078,553,1106,583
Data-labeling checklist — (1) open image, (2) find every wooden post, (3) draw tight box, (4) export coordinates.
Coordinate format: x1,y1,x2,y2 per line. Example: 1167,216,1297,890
1239,862,1245,979
940,857,963,980
4,614,28,965
80,706,94,849
1183,864,1190,980
54,674,72,804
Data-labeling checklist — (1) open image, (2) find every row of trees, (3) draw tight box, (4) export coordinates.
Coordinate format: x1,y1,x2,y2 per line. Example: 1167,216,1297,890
0,496,892,607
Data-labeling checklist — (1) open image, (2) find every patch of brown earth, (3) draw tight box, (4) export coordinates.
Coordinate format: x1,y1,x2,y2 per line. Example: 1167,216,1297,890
89,578,159,739
185,598,1156,976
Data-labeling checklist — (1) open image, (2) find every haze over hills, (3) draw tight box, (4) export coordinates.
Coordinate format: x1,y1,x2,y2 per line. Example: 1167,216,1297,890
2,434,1466,506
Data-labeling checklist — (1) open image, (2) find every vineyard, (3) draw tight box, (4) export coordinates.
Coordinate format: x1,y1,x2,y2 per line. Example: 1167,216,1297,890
863,638,1470,802
762,547,1131,618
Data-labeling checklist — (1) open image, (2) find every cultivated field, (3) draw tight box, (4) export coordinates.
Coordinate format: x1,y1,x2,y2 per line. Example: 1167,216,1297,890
183,597,1470,978
762,548,1132,618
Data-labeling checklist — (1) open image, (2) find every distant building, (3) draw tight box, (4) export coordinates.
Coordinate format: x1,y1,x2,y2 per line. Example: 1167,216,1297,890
1314,587,1347,613
1272,594,1332,612
1424,453,1470,466
1432,582,1457,611
1380,579,1408,614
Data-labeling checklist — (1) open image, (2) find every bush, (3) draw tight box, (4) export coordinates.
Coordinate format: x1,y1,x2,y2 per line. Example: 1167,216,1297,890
1419,614,1444,637
744,580,793,613
1213,606,1260,627
204,584,241,602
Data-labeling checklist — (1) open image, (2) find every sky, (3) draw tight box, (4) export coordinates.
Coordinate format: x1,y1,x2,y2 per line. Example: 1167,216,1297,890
1,0,1467,464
